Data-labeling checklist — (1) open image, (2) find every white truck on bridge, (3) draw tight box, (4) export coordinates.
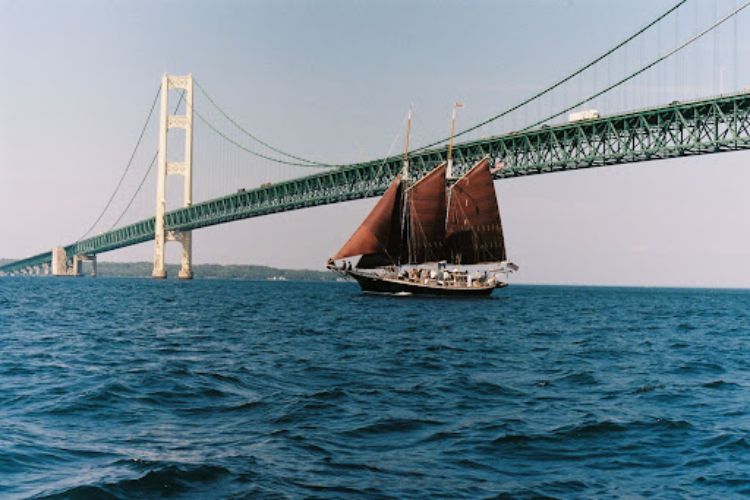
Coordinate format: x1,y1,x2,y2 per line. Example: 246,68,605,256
568,109,600,122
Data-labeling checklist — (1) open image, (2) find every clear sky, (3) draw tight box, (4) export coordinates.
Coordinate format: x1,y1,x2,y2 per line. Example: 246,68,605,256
1,0,749,287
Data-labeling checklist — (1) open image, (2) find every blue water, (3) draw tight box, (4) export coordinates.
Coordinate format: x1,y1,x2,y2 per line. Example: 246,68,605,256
1,278,749,498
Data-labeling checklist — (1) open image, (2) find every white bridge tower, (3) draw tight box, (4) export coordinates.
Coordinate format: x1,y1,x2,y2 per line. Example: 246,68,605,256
152,73,194,279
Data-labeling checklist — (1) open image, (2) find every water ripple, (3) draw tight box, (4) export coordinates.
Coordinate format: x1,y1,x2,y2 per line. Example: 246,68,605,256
1,279,749,497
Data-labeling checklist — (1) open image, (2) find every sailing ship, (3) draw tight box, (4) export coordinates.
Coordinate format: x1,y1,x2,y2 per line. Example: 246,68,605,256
327,107,517,296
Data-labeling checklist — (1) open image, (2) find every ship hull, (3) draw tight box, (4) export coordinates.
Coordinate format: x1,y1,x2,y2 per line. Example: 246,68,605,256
347,270,505,297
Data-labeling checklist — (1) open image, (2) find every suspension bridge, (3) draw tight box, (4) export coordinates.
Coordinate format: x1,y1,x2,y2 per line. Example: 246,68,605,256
3,0,749,277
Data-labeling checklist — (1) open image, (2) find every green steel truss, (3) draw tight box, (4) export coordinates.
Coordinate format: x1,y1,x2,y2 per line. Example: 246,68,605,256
4,91,750,274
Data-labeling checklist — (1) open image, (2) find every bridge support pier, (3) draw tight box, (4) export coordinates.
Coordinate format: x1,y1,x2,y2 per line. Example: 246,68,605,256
51,247,97,277
74,254,97,277
176,231,192,279
51,247,68,276
152,73,194,280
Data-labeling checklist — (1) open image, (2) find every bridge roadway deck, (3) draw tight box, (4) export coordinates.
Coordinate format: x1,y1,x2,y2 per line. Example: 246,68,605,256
4,91,750,273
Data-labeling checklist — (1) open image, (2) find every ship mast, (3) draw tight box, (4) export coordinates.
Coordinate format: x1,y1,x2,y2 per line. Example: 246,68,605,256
401,105,413,264
447,102,463,179
402,105,412,181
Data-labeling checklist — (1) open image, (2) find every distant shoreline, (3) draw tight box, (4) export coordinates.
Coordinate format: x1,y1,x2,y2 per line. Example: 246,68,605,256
0,259,339,281
2,259,747,289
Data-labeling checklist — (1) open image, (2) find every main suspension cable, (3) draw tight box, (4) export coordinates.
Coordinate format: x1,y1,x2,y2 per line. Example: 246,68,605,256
105,153,158,232
520,0,750,132
411,0,688,153
73,0,708,242
102,91,186,234
194,78,334,167
193,107,335,167
77,86,161,240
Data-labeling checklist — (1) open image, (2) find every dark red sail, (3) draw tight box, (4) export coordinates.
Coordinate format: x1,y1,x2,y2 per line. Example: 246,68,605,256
333,175,402,263
407,163,447,264
446,158,506,264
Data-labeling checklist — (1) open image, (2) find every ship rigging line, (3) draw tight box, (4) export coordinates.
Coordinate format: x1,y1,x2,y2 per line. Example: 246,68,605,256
77,86,161,241
194,78,335,168
520,0,750,132
409,0,688,154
